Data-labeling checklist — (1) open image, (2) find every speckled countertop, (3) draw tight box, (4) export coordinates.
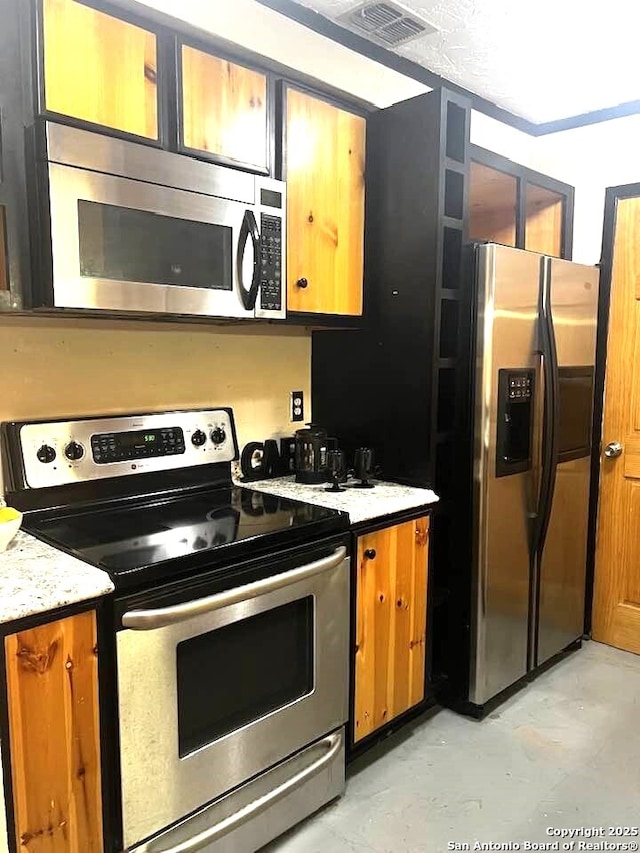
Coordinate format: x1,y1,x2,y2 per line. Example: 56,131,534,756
242,476,439,525
0,530,114,627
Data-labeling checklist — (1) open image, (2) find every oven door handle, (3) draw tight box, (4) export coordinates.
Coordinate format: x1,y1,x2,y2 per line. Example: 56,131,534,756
147,732,342,853
121,545,347,630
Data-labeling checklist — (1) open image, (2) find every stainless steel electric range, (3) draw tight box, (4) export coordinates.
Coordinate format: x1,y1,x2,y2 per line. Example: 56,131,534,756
2,408,350,853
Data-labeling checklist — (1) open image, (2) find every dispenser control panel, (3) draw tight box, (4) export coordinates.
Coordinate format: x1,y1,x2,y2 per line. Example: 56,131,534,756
507,373,533,400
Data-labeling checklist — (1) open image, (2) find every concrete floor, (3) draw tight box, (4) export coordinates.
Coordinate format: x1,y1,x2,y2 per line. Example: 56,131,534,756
267,641,640,853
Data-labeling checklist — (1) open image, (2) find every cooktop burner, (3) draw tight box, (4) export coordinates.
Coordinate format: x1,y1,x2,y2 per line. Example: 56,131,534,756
26,485,346,587
2,408,349,590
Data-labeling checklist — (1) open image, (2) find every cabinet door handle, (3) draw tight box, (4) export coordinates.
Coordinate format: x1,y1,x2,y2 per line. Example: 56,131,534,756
296,277,308,289
364,548,376,560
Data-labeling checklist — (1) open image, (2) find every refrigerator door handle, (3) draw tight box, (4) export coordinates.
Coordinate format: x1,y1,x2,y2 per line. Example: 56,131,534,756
531,258,559,559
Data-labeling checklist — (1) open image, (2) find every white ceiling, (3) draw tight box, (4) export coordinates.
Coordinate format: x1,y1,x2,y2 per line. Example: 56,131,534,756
284,0,640,124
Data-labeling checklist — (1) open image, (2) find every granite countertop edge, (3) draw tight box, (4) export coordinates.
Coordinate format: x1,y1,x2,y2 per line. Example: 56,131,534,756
238,475,439,525
0,530,114,628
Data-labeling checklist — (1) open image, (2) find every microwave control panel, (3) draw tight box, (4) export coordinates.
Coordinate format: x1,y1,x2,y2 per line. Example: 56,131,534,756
259,213,282,312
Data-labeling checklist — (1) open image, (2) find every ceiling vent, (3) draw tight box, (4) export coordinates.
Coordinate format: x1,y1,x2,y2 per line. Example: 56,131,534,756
337,1,437,48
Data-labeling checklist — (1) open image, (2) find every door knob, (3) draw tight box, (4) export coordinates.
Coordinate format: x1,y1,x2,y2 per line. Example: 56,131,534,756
604,441,623,458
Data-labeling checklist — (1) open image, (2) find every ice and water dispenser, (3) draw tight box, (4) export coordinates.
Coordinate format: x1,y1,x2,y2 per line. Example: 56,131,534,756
496,369,535,477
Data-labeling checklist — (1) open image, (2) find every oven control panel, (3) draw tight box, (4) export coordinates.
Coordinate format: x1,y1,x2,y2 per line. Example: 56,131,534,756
12,409,238,489
90,427,186,464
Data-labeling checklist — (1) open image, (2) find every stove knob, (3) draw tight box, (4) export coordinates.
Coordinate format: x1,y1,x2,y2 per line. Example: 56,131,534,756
64,441,84,461
36,444,56,464
210,427,226,445
191,429,207,447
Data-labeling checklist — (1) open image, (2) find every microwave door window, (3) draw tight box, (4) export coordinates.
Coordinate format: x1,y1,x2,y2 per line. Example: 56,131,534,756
77,200,233,291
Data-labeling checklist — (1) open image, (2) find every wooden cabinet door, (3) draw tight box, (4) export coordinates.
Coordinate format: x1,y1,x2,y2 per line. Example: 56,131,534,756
5,610,103,852
42,0,158,140
180,45,268,172
285,88,365,316
354,516,429,743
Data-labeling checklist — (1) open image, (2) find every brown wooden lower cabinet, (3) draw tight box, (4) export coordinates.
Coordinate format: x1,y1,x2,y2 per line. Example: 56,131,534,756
4,610,103,853
354,515,430,743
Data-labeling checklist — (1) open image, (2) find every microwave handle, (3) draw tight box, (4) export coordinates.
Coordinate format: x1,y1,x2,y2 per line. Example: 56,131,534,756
121,545,347,630
237,209,261,311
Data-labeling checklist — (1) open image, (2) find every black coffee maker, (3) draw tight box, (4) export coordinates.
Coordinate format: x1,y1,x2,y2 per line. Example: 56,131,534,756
294,424,336,484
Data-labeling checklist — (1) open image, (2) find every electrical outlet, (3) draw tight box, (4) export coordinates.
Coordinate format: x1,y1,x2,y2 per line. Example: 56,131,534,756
291,390,304,422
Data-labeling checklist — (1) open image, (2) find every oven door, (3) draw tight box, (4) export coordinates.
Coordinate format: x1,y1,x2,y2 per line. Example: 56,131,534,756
116,544,350,850
46,162,261,319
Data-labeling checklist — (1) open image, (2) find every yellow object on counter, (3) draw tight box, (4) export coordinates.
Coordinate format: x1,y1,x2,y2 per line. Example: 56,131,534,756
0,506,23,552
0,507,21,523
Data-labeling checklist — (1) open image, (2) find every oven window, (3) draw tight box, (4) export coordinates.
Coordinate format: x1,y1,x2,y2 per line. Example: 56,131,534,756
77,200,232,290
176,597,314,757
557,366,594,462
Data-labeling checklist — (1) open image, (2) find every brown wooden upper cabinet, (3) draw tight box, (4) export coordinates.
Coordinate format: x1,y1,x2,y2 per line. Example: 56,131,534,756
284,87,366,317
525,183,564,256
468,147,572,259
180,44,268,173
354,516,429,744
41,0,159,140
469,161,518,247
180,44,268,172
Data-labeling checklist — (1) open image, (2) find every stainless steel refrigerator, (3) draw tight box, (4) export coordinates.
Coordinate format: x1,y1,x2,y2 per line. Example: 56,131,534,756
469,243,599,707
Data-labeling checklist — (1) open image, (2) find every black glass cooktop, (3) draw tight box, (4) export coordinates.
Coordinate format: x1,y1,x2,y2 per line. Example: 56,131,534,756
25,485,348,588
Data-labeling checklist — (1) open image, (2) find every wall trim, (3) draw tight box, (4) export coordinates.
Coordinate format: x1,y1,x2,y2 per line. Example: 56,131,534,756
257,0,640,137
534,101,640,135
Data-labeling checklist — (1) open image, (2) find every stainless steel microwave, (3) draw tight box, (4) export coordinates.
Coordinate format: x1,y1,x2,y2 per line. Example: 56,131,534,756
29,122,286,320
